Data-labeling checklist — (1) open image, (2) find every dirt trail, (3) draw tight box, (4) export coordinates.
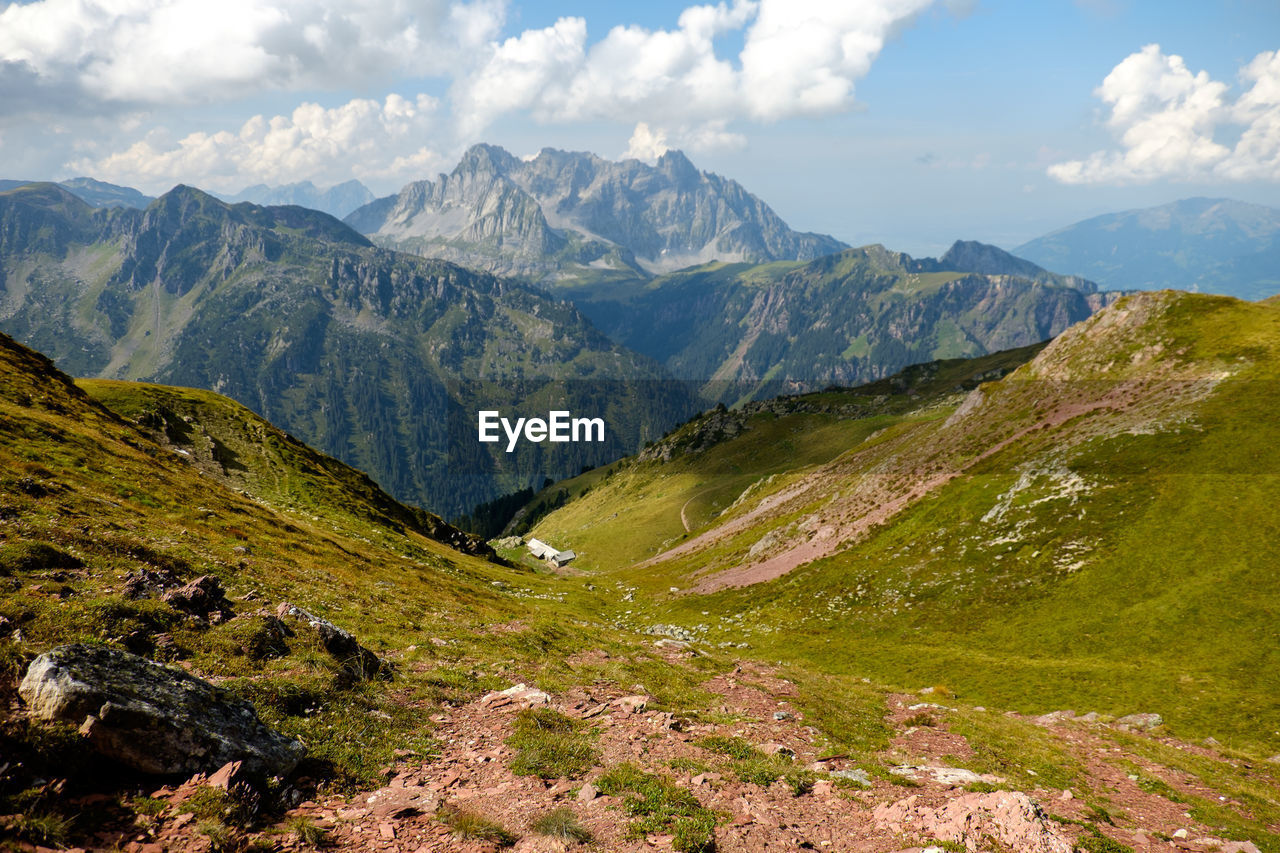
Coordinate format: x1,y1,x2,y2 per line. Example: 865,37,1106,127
133,652,1265,853
669,384,1155,594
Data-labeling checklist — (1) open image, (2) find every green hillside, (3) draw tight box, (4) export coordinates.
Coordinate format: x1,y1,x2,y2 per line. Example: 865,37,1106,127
0,329,605,783
529,291,1280,752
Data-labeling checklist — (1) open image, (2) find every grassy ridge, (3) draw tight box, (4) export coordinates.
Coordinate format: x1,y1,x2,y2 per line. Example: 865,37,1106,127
531,292,1280,752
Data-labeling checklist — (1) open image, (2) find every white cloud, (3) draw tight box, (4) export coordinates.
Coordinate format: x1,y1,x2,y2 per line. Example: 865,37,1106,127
71,94,444,193
0,0,504,107
625,123,670,161
1049,44,1280,184
17,0,938,192
456,0,934,149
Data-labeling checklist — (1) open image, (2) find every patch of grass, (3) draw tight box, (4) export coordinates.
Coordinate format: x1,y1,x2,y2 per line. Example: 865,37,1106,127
287,816,330,848
184,787,256,828
1134,774,1184,803
198,818,238,853
597,763,719,853
734,757,788,787
929,841,965,853
695,735,761,761
507,707,598,780
530,807,592,843
668,756,710,774
0,540,81,575
6,809,76,846
131,795,169,817
944,709,1084,791
1085,804,1115,826
785,769,816,796
1075,829,1133,853
1049,814,1134,853
438,804,519,847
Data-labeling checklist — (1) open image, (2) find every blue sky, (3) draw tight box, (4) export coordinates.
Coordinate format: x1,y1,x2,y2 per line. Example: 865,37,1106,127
1,0,1277,254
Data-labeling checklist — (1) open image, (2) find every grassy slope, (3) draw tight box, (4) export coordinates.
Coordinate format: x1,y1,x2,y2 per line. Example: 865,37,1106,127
77,379,496,559
0,331,672,787
531,291,1280,753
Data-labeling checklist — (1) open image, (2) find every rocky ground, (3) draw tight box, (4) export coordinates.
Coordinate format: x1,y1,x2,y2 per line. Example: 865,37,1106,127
31,644,1270,853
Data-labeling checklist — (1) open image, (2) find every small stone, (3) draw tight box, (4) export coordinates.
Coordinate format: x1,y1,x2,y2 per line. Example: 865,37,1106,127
760,743,795,759
212,761,253,791
379,823,396,840
615,695,649,714
1173,829,1188,839
577,783,598,802
773,711,794,721
1114,712,1162,731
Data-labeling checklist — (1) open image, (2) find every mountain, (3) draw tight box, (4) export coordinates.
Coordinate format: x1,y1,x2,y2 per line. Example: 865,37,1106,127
57,176,155,209
0,183,696,517
345,144,848,285
569,240,1117,402
223,179,375,219
528,290,1280,755
0,176,155,208
1014,197,1280,301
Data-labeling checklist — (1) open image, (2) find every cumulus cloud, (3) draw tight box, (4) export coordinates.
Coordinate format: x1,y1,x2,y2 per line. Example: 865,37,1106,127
71,94,444,193
457,0,933,150
0,0,503,107
18,0,938,191
1049,45,1280,184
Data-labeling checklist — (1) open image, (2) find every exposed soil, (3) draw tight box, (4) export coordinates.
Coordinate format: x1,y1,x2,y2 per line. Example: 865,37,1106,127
94,651,1272,853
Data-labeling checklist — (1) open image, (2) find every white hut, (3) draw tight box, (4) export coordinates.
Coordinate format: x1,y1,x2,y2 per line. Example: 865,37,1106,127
526,538,576,566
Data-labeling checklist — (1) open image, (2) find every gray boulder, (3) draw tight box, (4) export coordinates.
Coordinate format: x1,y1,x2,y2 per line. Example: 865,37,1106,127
1114,712,1163,731
19,644,304,777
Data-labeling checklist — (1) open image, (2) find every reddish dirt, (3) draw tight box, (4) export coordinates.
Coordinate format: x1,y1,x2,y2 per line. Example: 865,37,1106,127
107,656,1272,853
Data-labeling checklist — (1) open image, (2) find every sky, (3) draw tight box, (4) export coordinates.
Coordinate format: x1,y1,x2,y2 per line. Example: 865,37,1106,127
1,0,1278,255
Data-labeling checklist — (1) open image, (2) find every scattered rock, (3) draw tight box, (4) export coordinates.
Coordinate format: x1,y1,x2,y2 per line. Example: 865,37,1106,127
1114,712,1163,731
874,791,1072,853
206,760,251,791
121,567,180,600
828,769,872,786
481,683,551,708
890,765,1005,787
276,601,387,678
19,644,304,777
614,695,649,714
161,575,234,622
773,710,794,721
1033,710,1076,726
576,783,598,803
760,743,795,759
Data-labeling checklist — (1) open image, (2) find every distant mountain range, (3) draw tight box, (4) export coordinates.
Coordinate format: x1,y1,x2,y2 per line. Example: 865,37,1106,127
1014,197,1280,301
0,176,154,209
0,182,694,516
0,152,1124,515
219,179,374,219
567,239,1117,402
344,144,848,286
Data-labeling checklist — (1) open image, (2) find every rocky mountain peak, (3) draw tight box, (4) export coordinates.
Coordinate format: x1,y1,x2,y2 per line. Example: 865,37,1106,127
457,142,521,177
345,143,849,282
